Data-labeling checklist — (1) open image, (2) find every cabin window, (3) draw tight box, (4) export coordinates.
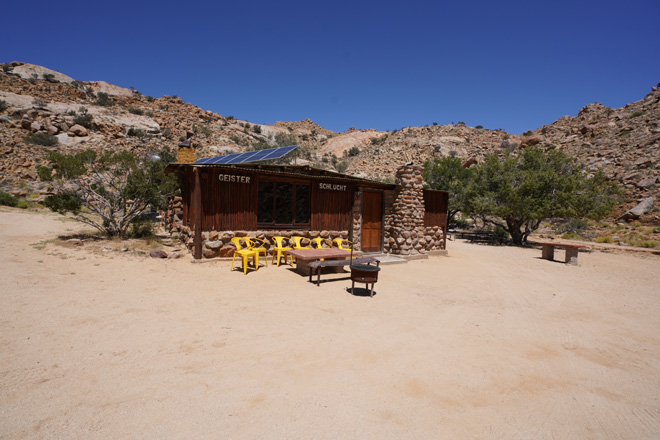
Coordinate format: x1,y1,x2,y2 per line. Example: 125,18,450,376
258,180,310,227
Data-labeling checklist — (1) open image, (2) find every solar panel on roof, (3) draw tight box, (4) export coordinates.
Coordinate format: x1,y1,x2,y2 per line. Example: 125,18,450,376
194,145,298,165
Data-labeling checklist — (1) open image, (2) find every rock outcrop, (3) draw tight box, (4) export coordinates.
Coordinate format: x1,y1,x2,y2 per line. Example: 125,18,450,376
0,61,658,223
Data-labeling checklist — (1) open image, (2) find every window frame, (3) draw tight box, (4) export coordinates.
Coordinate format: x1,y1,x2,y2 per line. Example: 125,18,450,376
256,177,311,229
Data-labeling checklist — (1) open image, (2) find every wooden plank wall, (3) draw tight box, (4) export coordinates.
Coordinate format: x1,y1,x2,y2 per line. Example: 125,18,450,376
203,168,256,231
423,189,449,228
311,183,353,231
183,167,355,232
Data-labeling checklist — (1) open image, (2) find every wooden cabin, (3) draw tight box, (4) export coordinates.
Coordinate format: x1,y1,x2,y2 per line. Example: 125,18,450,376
165,162,448,260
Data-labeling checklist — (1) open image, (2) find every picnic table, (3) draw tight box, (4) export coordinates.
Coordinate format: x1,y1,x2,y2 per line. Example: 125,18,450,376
308,257,380,286
287,248,351,276
456,230,505,244
537,241,586,265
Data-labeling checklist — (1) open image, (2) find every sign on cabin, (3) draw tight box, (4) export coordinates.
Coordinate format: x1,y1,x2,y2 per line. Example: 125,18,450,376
319,183,347,191
219,174,251,183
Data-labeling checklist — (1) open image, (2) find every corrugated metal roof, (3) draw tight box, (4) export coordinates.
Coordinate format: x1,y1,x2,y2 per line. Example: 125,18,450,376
165,162,395,188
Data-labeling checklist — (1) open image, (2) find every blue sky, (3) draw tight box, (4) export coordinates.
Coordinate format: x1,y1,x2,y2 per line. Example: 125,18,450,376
4,0,659,134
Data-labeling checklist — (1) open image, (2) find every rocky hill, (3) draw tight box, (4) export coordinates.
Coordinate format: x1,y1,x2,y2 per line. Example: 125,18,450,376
0,61,658,222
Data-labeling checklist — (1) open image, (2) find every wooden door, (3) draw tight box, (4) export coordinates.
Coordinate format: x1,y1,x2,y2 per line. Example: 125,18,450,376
361,191,383,253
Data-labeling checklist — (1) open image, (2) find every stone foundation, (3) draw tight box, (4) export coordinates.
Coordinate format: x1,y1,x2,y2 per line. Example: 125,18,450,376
173,224,350,260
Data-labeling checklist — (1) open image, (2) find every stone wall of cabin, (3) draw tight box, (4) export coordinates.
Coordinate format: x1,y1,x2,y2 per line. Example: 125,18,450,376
168,196,352,259
167,165,446,260
351,191,363,252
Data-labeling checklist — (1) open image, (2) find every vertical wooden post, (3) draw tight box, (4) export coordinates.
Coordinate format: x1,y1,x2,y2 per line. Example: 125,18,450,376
442,213,448,250
193,168,202,260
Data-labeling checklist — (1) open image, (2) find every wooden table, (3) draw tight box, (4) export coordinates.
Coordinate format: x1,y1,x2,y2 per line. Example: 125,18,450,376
287,249,351,276
537,242,586,265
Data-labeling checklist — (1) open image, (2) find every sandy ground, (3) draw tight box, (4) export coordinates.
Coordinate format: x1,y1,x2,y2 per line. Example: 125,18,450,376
1,208,660,440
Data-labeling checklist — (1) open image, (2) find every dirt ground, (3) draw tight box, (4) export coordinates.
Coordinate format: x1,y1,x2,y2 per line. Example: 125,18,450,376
1,208,659,439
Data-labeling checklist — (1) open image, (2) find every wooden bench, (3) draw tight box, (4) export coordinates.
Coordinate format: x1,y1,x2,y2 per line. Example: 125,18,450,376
537,242,586,265
308,257,380,286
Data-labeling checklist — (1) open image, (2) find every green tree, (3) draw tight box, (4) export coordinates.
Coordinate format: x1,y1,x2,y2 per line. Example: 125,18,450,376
468,147,620,245
38,148,178,237
422,156,474,226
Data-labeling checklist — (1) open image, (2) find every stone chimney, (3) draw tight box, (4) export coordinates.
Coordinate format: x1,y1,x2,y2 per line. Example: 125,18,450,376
177,132,195,163
386,164,426,256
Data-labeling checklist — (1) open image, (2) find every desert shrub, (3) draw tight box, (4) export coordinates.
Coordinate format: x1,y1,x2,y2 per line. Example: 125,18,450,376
127,128,146,138
335,161,348,173
629,111,645,119
274,132,297,147
43,194,82,213
145,96,154,102
252,125,261,134
128,217,155,238
493,225,509,242
499,140,517,152
25,133,58,146
0,100,8,112
562,232,581,240
522,130,532,136
231,135,246,146
193,124,211,137
32,98,46,108
95,92,113,107
43,73,58,83
555,218,589,234
346,146,360,157
595,236,614,243
128,107,144,115
145,111,154,117
475,125,483,129
251,139,271,150
1,63,10,73
73,106,93,129
0,189,19,207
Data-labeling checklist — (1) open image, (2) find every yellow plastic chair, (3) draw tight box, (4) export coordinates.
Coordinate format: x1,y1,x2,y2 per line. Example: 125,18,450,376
311,237,332,261
270,236,292,266
290,236,311,264
230,237,258,275
290,236,311,250
333,238,353,251
245,237,268,268
311,237,332,249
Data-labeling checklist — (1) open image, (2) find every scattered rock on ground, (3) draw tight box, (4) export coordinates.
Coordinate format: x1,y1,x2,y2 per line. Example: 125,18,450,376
149,249,168,258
